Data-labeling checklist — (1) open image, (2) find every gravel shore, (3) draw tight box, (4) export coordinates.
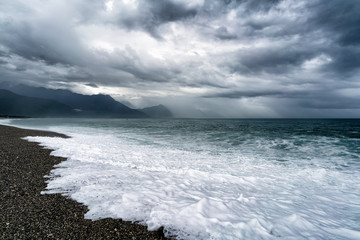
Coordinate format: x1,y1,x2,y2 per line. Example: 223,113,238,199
0,124,168,239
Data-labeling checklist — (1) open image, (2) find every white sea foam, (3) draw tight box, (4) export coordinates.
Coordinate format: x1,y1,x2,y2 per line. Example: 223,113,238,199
20,124,359,240
3,118,359,239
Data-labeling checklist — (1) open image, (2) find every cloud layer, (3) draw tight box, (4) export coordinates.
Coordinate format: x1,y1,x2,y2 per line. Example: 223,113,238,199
0,0,359,117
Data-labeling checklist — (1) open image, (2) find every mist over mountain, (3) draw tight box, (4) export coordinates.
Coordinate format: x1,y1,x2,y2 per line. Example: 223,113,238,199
5,84,146,117
140,105,173,118
0,83,172,118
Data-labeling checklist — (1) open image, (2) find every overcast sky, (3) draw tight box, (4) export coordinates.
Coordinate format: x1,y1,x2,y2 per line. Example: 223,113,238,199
0,0,359,117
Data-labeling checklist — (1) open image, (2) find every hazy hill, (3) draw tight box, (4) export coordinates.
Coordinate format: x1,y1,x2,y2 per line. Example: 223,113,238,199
6,84,147,118
0,89,76,117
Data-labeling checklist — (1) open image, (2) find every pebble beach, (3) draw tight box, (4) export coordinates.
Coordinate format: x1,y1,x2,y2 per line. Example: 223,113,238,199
0,124,167,239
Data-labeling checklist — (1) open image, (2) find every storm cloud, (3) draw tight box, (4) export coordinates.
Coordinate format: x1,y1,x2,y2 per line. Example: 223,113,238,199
0,0,359,117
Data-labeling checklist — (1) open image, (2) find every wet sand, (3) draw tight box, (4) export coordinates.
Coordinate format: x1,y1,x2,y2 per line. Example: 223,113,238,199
0,124,167,239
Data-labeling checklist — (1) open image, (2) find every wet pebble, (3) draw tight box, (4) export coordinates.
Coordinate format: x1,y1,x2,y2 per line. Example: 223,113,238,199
0,125,169,240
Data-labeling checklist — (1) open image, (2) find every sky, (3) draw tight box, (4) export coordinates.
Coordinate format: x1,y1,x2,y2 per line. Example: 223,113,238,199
0,0,359,118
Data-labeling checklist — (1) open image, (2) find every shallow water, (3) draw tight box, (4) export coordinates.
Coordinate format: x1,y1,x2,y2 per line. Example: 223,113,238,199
2,118,360,239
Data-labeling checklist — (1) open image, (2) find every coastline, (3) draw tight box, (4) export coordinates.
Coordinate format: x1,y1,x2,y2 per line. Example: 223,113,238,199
0,124,167,239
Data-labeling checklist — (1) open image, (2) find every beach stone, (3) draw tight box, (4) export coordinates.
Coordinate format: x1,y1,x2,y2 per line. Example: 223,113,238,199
0,124,170,240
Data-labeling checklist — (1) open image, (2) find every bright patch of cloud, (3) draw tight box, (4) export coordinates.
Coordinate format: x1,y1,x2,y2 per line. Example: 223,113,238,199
105,0,114,12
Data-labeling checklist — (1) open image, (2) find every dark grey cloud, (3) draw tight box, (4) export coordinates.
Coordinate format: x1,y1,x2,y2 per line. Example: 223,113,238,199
0,0,359,117
228,45,318,74
0,1,92,68
309,0,360,47
106,48,180,84
305,0,360,74
201,0,281,16
208,0,360,79
243,0,281,12
0,20,86,67
147,0,197,22
15,66,26,72
299,98,360,110
326,46,360,73
214,26,238,40
0,49,10,57
204,90,282,99
65,69,94,81
115,0,197,38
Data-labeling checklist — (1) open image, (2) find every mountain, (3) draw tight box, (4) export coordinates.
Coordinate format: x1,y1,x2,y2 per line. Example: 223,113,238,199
5,84,147,118
139,104,173,118
0,89,76,117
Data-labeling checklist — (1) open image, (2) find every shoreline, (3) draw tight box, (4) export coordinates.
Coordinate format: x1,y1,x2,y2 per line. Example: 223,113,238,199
0,124,167,239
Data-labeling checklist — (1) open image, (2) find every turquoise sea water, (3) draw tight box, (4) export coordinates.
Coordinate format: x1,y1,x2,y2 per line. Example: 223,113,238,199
2,118,360,239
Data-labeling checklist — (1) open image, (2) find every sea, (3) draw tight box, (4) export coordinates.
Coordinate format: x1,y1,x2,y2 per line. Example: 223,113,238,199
1,118,359,240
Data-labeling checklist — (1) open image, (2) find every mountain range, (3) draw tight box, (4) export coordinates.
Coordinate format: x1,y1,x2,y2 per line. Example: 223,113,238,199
0,84,172,118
